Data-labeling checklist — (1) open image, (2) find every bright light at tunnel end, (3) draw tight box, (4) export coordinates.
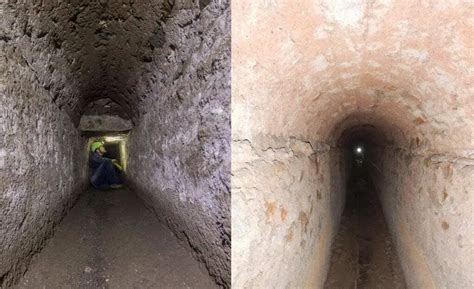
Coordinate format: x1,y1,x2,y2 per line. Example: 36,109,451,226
104,136,125,142
355,146,363,154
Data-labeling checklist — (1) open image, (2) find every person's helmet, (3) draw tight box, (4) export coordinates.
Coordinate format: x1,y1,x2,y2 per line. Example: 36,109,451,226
91,141,105,152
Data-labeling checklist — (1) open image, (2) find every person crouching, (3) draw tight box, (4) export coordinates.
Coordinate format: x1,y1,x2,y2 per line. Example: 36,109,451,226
89,141,123,190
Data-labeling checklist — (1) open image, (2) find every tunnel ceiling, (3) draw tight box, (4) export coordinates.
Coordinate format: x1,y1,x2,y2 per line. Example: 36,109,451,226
331,112,409,148
337,123,387,148
82,98,130,120
4,0,203,125
233,0,473,152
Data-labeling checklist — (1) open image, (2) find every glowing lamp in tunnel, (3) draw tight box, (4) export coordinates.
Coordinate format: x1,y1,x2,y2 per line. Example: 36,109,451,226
355,146,363,155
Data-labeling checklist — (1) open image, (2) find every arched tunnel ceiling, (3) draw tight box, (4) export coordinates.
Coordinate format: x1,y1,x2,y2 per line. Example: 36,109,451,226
233,0,473,152
335,117,391,148
4,0,205,125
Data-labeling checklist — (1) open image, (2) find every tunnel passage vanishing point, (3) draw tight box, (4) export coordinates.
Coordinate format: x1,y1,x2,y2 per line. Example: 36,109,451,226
232,1,473,289
323,123,407,289
1,0,230,288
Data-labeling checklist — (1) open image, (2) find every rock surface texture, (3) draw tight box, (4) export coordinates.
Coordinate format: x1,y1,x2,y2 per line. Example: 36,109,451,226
127,1,231,287
14,188,218,289
232,1,473,289
1,0,229,288
1,3,89,286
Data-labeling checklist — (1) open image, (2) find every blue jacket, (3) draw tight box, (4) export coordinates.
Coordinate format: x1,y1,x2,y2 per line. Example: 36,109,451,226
89,152,122,188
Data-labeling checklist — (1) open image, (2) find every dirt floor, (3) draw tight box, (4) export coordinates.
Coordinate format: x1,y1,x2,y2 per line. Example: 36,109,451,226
324,164,407,289
14,188,218,289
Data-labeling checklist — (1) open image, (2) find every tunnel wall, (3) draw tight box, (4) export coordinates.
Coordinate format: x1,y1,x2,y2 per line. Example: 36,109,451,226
232,0,473,288
233,137,346,288
1,12,88,288
370,145,474,288
127,1,230,287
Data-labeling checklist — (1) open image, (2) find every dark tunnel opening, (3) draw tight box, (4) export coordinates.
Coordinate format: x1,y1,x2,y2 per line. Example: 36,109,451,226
102,143,121,163
324,124,407,289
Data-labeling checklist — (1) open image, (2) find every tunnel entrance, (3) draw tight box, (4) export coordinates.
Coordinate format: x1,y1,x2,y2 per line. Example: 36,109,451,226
324,125,407,289
79,98,132,174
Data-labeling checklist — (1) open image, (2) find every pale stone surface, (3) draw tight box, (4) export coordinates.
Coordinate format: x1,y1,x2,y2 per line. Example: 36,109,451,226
232,0,473,288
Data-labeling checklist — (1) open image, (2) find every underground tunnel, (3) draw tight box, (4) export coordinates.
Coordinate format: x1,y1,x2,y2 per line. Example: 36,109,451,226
1,0,230,288
232,1,473,289
324,117,408,289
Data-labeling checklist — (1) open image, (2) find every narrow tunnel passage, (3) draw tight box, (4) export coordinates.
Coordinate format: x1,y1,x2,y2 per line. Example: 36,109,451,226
324,129,406,289
230,1,473,288
10,115,220,289
1,0,230,288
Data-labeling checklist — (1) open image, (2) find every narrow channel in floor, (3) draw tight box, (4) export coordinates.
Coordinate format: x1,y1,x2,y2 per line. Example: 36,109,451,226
324,161,407,289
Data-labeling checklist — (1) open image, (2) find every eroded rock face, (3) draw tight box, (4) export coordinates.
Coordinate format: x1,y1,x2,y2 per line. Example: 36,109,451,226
81,98,131,121
232,1,473,288
0,15,88,288
1,0,184,124
79,115,133,132
125,1,231,287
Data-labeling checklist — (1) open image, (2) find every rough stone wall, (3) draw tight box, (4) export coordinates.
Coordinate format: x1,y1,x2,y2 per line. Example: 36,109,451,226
232,0,473,288
0,0,180,124
0,6,88,288
1,1,87,124
79,98,133,132
233,138,346,288
127,1,230,287
79,115,132,132
371,146,474,289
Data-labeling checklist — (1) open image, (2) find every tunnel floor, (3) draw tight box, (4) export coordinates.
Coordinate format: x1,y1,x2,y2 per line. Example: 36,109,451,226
324,168,407,289
14,188,218,289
